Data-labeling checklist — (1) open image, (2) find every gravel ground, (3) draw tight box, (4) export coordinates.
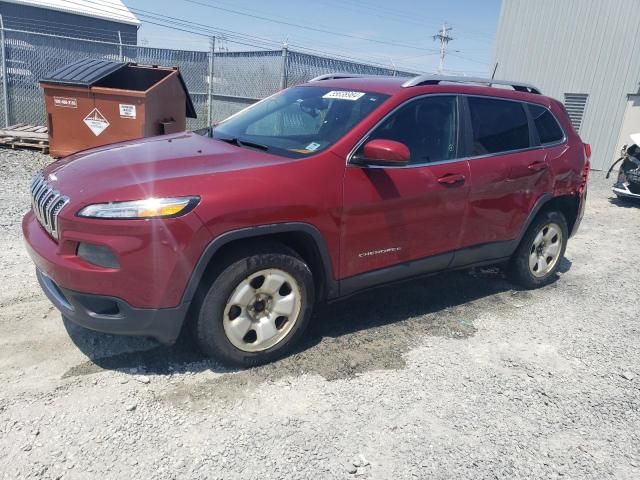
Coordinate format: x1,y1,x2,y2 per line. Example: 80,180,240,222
1,148,639,480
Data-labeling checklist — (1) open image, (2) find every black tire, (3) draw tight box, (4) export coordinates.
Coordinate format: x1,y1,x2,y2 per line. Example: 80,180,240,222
193,243,315,367
508,210,568,289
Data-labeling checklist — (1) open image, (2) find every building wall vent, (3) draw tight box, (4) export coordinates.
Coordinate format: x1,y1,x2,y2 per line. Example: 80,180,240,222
563,93,589,132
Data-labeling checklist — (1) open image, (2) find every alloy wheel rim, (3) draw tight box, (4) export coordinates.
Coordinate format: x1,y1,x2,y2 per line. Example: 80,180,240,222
529,223,563,278
223,269,302,352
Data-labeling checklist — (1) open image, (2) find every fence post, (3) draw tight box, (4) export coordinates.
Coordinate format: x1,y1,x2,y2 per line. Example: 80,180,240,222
0,15,9,127
279,44,289,90
207,36,215,127
117,31,123,61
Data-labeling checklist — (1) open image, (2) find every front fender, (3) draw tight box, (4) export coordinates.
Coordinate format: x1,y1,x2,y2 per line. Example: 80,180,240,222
180,222,338,304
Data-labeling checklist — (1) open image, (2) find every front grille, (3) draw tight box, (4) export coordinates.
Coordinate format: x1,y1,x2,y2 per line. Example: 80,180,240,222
30,172,69,240
627,168,640,184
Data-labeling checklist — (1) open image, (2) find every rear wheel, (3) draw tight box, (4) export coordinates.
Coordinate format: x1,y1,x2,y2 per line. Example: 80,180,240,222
194,245,314,367
508,210,568,289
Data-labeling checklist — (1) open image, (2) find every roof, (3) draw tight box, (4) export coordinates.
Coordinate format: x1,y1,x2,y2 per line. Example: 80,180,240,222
300,74,548,102
2,0,141,26
306,73,541,95
302,76,408,95
40,58,197,118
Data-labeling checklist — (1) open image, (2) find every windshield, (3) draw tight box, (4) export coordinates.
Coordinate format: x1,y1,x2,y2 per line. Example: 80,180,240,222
211,86,390,158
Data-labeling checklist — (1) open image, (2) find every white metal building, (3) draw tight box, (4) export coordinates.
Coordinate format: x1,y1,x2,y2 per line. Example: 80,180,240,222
492,0,640,170
0,0,140,44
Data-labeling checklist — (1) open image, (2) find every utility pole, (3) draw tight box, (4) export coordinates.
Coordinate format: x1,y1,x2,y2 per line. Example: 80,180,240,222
0,15,8,127
279,42,289,90
117,31,123,62
207,36,215,127
433,23,453,74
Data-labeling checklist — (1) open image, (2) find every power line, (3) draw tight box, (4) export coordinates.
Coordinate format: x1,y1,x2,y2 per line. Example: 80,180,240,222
314,0,441,29
175,1,490,69
40,0,484,72
448,51,490,65
123,1,365,55
58,0,279,50
315,0,496,42
41,0,410,70
198,0,494,58
56,0,422,71
183,0,440,53
321,0,444,28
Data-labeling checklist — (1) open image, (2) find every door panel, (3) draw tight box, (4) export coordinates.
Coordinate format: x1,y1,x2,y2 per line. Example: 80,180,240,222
461,149,548,249
459,96,553,251
340,94,470,280
341,160,470,278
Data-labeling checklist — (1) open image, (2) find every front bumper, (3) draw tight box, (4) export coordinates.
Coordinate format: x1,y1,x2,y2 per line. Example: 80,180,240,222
22,209,209,309
37,269,188,344
613,182,640,199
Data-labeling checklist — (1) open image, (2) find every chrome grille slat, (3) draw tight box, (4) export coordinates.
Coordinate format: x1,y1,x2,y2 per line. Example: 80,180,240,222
35,186,46,220
35,185,50,217
31,176,42,195
34,177,47,198
38,188,51,225
29,172,69,240
47,193,62,228
31,179,44,209
33,181,47,205
40,188,55,226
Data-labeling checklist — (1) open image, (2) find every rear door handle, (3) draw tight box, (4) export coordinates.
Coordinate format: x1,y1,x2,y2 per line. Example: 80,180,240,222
528,161,547,172
437,173,466,185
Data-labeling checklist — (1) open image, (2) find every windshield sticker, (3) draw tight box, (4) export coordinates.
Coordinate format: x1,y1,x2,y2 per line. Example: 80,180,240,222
288,148,314,154
322,90,366,101
305,142,321,151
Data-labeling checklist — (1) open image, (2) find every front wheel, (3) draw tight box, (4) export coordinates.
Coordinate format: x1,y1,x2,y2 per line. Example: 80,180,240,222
193,244,315,367
508,210,568,289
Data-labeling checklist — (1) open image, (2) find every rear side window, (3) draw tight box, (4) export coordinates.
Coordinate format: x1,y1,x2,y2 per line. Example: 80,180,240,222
529,104,564,144
468,97,530,155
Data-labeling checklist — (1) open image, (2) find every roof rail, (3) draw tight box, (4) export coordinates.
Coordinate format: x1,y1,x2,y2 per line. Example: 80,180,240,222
401,74,541,94
309,73,369,82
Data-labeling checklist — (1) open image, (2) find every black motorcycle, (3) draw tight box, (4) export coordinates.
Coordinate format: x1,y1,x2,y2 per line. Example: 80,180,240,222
607,138,640,200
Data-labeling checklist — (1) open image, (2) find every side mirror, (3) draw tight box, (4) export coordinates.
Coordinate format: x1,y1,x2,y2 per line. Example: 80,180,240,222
354,139,410,167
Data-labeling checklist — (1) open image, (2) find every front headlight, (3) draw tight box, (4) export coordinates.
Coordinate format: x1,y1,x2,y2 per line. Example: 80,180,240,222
77,196,199,219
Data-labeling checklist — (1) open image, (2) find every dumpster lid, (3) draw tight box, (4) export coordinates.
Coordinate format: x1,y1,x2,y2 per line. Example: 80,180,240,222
41,58,197,118
41,58,126,87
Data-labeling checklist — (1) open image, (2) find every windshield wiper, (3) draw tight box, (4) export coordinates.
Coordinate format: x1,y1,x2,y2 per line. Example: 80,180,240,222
216,136,269,151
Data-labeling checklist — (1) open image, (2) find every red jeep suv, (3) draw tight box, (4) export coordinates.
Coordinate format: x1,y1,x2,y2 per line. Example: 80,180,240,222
23,74,590,366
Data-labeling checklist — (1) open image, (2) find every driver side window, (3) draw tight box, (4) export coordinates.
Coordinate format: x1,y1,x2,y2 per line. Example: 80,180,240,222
357,95,459,165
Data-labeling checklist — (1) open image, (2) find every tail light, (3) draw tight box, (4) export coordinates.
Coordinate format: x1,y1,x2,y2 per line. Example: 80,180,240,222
584,143,592,159
579,159,590,193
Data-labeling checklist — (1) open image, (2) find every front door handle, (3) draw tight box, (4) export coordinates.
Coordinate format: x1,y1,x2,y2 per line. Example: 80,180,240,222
528,161,547,172
437,173,466,185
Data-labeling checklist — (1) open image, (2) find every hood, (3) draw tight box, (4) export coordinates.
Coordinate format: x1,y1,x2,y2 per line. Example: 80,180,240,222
44,132,292,206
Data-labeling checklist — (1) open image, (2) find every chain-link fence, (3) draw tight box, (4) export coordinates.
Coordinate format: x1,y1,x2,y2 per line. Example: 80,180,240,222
0,27,416,130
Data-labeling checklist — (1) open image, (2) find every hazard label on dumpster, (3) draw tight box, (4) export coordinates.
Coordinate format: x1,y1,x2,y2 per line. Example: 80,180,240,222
83,108,110,136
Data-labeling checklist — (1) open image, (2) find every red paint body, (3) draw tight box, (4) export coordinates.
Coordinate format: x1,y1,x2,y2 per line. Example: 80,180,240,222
23,78,589,314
